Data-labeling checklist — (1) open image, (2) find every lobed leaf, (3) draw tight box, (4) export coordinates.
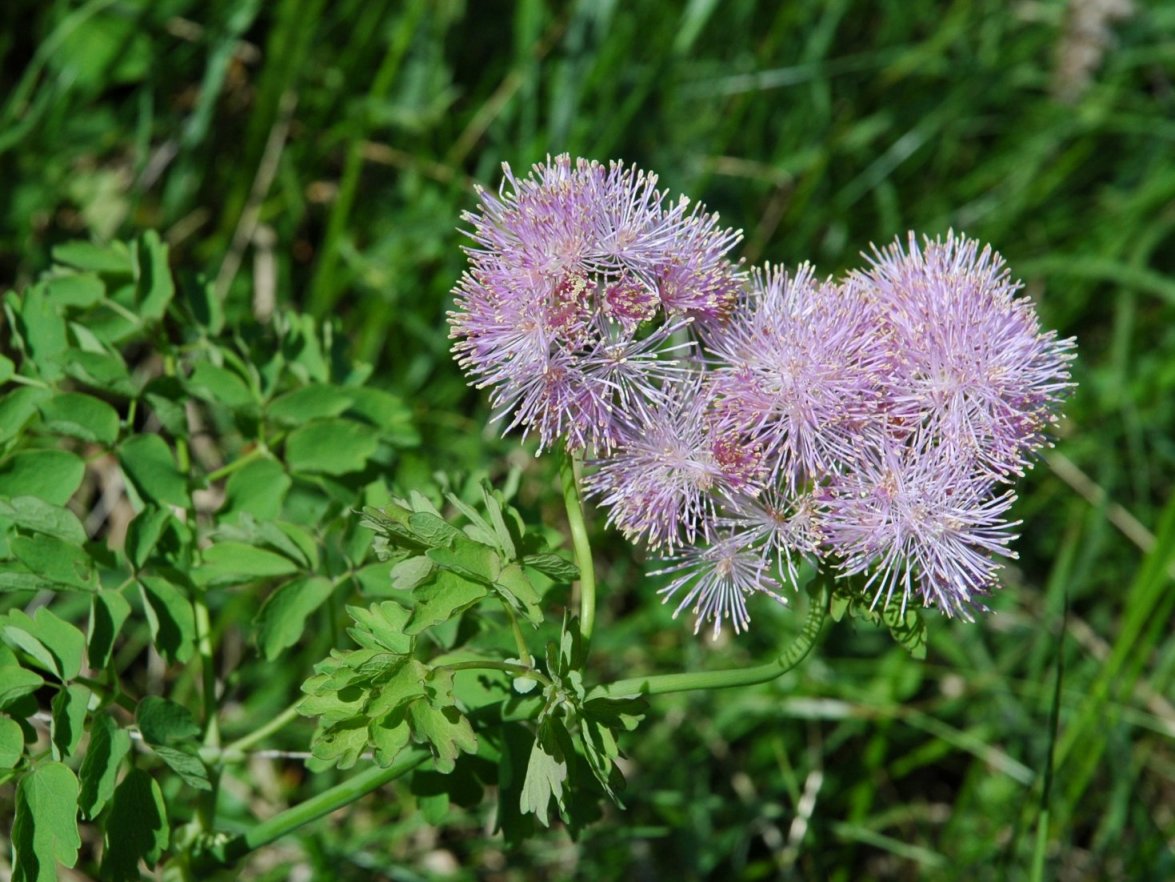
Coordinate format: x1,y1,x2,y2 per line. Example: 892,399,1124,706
12,761,81,882
78,714,131,819
405,570,489,636
99,768,169,881
138,577,195,664
50,684,90,761
406,701,477,774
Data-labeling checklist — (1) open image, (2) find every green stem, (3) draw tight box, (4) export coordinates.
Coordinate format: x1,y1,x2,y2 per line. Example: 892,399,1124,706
501,601,532,667
561,449,597,643
206,445,269,483
193,595,220,748
588,580,831,699
192,591,221,834
164,354,191,472
223,702,302,756
437,659,551,685
208,749,430,867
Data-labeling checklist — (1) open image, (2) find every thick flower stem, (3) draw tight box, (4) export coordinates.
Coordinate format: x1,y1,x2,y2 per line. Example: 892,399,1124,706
204,749,431,868
588,579,831,699
561,449,597,643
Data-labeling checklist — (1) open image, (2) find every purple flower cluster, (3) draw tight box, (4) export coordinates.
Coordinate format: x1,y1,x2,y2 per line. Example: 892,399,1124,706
449,155,742,452
450,156,1076,638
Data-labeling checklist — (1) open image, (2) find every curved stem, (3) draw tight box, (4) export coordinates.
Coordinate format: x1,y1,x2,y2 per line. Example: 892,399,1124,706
436,659,550,684
560,449,596,643
206,749,431,868
588,579,831,699
223,702,302,756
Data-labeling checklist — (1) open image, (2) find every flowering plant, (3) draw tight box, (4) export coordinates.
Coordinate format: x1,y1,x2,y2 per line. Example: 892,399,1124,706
450,154,1075,640
0,158,1075,878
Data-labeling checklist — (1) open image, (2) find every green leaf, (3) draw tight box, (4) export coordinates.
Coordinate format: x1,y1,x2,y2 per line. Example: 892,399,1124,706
408,511,463,547
344,387,419,446
151,744,212,789
137,695,200,744
221,458,291,521
2,608,86,681
52,240,133,275
118,434,189,508
407,701,477,774
493,562,543,625
37,393,120,446
100,768,169,880
255,576,334,660
124,506,172,569
184,277,224,334
44,272,104,308
298,679,369,722
520,719,570,827
285,418,380,475
136,697,210,790
390,555,434,590
0,496,87,544
311,718,370,770
406,570,489,636
365,659,430,718
186,362,255,409
267,383,355,426
50,684,90,761
445,492,500,549
0,449,85,506
829,593,850,623
882,603,928,660
12,761,81,882
0,665,43,709
138,577,195,664
369,713,412,766
0,387,51,445
0,714,23,769
0,562,46,593
88,590,131,669
141,376,188,437
15,285,68,381
10,534,97,592
522,553,580,583
0,353,13,383
477,483,516,557
193,541,301,587
427,533,500,584
134,230,174,322
268,521,319,570
347,600,413,654
78,714,131,819
63,350,136,397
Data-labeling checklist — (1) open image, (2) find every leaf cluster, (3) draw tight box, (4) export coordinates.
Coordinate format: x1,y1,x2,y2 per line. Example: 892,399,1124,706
0,234,421,879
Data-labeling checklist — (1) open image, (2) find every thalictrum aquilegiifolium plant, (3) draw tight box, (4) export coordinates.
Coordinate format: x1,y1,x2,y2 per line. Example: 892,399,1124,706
0,154,1073,880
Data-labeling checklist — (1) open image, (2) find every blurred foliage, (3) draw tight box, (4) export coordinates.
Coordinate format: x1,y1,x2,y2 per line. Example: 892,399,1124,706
1,0,1173,879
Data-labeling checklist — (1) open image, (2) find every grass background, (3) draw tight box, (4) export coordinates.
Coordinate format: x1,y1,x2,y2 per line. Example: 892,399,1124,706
2,0,1173,878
